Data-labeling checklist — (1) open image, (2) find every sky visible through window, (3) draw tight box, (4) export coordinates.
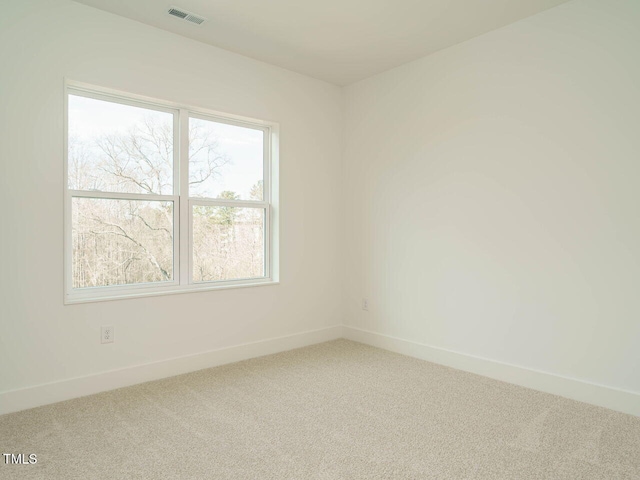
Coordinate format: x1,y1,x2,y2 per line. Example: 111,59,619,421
189,117,263,201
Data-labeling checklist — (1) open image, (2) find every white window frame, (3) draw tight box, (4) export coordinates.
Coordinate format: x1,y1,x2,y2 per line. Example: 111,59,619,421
64,80,279,304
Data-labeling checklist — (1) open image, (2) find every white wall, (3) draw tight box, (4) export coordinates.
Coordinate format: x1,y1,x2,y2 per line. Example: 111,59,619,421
0,0,343,403
344,0,640,395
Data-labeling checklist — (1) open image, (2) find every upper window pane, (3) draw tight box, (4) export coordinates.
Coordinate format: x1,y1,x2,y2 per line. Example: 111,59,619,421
189,117,264,201
68,94,174,195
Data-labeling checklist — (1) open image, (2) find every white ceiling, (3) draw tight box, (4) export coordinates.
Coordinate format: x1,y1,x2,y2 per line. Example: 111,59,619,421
73,0,571,85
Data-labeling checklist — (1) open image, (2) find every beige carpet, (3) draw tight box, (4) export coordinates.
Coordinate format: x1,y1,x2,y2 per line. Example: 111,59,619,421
1,340,639,479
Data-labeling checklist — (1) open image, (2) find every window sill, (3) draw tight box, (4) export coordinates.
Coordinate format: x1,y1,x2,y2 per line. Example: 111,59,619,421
64,280,279,305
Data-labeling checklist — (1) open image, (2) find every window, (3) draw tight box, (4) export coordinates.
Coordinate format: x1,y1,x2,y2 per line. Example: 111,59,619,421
65,82,277,303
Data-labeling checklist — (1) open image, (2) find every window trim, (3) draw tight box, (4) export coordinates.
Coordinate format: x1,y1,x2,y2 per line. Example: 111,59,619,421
63,80,279,304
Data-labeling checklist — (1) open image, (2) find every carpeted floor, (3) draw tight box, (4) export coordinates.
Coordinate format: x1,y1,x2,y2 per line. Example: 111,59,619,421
1,340,639,479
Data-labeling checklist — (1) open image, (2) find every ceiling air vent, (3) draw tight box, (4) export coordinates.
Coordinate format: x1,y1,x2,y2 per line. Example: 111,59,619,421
168,7,206,25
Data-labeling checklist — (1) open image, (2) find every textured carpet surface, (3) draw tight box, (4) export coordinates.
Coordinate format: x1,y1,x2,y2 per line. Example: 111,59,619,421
1,339,639,479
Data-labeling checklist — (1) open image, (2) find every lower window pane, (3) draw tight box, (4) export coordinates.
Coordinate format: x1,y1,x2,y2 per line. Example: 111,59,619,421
72,198,173,288
192,206,265,282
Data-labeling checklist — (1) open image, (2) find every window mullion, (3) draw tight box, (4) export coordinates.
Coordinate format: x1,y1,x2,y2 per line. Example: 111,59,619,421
189,198,268,209
69,190,175,202
179,109,190,286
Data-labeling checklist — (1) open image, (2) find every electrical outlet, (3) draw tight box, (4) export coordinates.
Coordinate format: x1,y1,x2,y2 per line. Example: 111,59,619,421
101,325,114,344
362,298,369,311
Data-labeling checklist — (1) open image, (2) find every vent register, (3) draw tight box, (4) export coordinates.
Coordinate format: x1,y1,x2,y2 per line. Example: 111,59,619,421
168,7,206,25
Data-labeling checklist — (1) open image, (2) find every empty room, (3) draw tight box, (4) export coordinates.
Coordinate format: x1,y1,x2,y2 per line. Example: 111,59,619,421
1,0,639,478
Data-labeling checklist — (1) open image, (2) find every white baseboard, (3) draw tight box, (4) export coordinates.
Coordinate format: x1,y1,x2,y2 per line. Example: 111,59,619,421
4,324,638,418
0,325,344,415
343,326,640,418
